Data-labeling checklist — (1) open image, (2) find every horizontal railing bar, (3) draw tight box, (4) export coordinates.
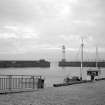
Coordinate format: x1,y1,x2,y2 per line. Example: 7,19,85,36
0,75,42,77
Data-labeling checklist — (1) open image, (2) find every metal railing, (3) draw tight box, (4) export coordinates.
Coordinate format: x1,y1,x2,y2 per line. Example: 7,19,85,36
0,75,44,93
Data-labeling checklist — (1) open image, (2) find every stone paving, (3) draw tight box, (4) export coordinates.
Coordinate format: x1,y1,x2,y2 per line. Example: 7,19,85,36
0,80,105,105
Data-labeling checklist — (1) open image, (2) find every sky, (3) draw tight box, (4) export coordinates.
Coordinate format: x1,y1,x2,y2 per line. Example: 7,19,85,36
0,0,105,61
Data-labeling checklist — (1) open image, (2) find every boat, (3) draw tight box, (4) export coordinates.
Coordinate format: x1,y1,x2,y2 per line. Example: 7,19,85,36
87,68,100,80
87,47,101,80
53,42,104,87
0,59,50,68
63,76,80,83
63,38,84,82
53,75,92,87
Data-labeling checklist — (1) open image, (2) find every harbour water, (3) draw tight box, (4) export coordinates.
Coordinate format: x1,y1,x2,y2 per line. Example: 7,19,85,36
0,61,105,87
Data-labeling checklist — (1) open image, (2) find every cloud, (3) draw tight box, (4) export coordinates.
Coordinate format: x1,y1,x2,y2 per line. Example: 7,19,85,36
0,0,105,60
0,33,17,39
4,26,18,31
73,20,95,27
0,25,39,39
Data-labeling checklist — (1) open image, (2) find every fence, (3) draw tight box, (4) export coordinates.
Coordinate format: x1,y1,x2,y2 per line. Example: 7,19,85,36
0,75,44,94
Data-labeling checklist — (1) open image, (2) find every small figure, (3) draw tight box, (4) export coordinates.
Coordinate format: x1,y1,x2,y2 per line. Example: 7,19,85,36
91,73,95,81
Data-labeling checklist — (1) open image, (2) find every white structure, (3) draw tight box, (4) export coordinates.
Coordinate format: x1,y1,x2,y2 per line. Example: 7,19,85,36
62,45,66,61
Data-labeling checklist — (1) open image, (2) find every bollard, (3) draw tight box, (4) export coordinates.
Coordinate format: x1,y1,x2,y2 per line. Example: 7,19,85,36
37,78,44,89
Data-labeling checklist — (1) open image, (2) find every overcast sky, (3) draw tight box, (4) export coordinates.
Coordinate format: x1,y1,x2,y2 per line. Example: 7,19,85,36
0,0,105,61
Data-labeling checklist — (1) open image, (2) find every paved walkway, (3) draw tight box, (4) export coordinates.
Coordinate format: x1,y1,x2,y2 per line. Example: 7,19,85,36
0,80,105,105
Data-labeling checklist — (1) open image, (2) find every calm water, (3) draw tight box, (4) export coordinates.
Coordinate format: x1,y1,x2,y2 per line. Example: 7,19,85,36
0,62,105,87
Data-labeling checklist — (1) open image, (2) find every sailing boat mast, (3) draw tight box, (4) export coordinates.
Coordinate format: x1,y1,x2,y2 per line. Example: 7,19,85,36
96,46,98,68
80,38,84,80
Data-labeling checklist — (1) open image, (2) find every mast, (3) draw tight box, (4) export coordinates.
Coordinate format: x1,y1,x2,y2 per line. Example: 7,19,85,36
96,46,98,68
80,38,84,80
95,46,100,79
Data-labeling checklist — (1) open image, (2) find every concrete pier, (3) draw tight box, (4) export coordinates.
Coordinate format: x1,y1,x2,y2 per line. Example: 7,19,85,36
0,80,105,105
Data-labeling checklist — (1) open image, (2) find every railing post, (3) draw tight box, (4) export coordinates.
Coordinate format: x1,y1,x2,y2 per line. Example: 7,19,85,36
32,76,35,89
8,75,12,91
21,75,23,89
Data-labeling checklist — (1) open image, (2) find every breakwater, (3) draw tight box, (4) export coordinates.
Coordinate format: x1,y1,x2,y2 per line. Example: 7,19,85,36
59,61,105,67
0,60,50,68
